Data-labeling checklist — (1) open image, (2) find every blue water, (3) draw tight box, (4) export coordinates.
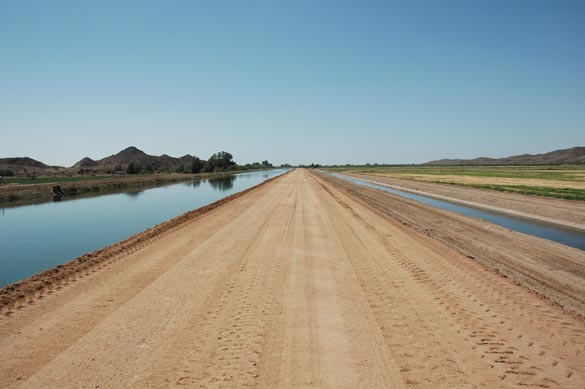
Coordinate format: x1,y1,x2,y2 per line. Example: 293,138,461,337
0,169,288,287
331,173,585,251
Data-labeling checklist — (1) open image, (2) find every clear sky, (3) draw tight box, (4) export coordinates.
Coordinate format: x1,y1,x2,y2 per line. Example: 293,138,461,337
1,0,584,166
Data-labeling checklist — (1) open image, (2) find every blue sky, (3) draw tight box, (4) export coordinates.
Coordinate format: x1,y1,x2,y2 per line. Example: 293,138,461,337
1,0,584,166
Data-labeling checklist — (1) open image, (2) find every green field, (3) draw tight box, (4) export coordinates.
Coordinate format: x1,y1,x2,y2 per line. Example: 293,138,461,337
325,165,585,201
325,165,585,180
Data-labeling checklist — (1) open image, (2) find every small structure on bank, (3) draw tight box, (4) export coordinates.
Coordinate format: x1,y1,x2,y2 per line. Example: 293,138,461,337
52,185,66,196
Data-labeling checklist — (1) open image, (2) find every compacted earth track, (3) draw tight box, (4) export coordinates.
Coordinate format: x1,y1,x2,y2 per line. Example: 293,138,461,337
0,169,584,388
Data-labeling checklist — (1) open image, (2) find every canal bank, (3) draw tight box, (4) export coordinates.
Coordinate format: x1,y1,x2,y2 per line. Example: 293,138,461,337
318,170,585,317
330,172,585,251
0,169,288,288
0,169,276,207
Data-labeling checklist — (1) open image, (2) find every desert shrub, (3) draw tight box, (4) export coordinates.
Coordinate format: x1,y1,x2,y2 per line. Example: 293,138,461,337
0,168,15,176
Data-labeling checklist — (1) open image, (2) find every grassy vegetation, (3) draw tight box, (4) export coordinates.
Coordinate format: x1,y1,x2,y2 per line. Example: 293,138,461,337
324,165,585,181
443,182,585,201
324,165,585,201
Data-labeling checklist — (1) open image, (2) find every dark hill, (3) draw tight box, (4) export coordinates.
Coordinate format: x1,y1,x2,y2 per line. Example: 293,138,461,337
73,146,197,173
1,147,201,175
73,157,98,168
0,157,49,169
424,147,585,166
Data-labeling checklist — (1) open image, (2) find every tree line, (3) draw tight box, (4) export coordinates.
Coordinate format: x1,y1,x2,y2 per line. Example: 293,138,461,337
122,151,274,175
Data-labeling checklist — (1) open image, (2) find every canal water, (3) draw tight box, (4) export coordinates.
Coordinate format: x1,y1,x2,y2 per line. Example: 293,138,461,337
0,169,288,287
331,173,585,251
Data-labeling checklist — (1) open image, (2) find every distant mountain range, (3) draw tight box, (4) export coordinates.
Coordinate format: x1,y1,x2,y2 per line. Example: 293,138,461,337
2,146,584,176
424,147,585,166
0,146,201,175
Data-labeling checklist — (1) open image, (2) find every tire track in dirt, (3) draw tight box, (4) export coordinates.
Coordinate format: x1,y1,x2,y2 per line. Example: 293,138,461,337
311,174,493,387
255,172,321,387
320,172,585,317
303,175,407,388
139,181,297,387
1,173,290,387
312,171,585,387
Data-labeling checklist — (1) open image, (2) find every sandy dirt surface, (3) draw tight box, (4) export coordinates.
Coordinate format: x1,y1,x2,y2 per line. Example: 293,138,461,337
1,169,584,388
363,172,585,190
349,172,585,228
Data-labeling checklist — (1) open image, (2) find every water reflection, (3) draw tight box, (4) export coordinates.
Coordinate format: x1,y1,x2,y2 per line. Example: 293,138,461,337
208,176,236,191
192,180,202,188
125,190,145,198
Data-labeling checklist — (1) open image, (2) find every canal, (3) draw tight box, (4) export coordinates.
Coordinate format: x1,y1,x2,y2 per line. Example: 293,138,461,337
0,169,288,287
330,172,585,251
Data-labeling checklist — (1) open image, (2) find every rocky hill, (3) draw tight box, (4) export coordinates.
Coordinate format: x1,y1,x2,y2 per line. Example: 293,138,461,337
72,157,98,168
424,146,585,166
74,146,198,173
0,157,49,169
1,147,201,175
0,157,58,176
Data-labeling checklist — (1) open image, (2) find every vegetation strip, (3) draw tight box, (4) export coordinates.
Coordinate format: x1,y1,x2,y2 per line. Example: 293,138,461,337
325,165,585,201
0,169,291,313
440,182,585,201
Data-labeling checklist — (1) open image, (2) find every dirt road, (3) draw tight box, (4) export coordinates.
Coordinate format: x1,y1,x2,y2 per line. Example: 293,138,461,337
1,169,584,388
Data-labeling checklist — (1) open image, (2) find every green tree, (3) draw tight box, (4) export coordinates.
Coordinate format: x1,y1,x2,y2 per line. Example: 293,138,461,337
201,161,213,173
207,151,235,171
126,162,141,174
190,157,204,174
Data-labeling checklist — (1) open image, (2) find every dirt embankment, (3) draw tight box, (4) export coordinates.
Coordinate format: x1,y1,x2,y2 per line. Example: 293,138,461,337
0,169,584,388
321,172,585,316
348,172,585,229
0,171,288,313
0,174,192,203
